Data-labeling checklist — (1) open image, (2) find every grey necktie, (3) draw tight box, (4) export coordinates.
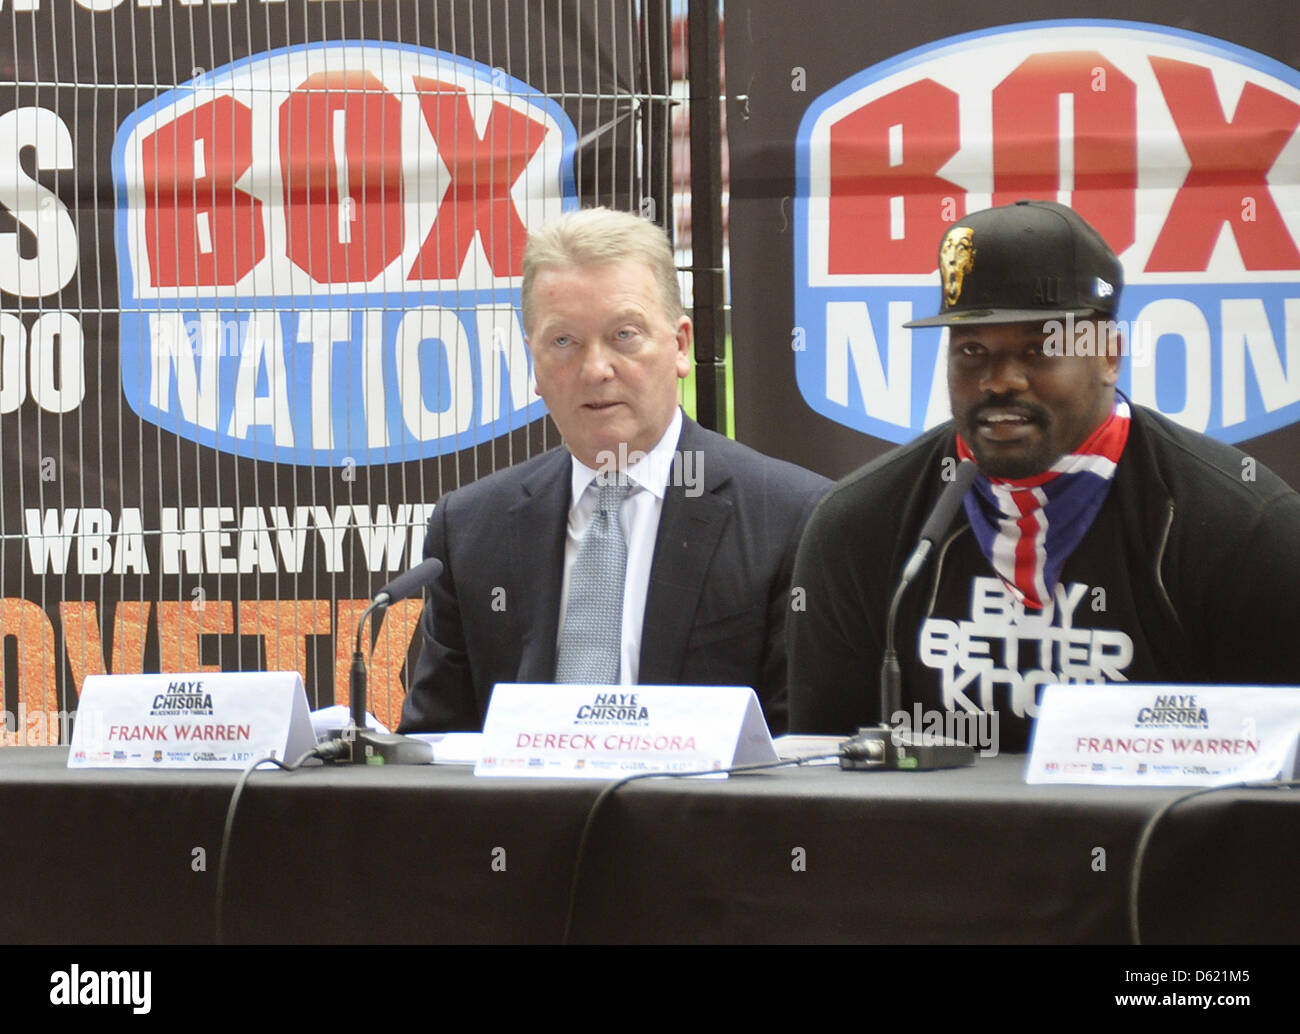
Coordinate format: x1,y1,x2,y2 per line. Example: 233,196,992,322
555,476,632,683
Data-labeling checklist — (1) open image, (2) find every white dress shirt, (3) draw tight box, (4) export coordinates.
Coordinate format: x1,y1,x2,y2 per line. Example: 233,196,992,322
557,407,683,684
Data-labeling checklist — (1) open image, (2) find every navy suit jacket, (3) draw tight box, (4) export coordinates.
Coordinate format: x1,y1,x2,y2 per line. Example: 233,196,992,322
398,416,830,734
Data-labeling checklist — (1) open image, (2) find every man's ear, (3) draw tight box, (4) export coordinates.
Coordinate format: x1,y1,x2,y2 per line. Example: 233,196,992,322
674,315,693,379
1101,335,1122,386
1093,319,1121,386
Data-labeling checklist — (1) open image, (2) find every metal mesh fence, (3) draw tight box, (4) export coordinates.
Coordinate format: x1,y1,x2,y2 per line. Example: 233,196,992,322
0,0,702,741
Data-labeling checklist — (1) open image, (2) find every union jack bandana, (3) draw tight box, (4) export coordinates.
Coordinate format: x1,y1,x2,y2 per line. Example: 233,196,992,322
956,398,1131,610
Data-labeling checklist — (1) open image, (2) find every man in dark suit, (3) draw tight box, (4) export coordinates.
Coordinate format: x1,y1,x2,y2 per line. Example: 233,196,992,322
398,207,829,735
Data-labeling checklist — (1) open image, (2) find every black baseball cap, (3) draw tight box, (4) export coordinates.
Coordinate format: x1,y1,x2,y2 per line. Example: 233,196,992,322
903,200,1123,327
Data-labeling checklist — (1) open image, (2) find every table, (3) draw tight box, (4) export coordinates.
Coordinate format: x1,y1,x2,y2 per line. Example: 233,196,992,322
1,747,1295,943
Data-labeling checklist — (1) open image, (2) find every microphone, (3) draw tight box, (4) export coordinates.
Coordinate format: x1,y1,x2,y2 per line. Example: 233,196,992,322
371,558,445,609
339,558,444,765
842,459,978,771
900,459,979,587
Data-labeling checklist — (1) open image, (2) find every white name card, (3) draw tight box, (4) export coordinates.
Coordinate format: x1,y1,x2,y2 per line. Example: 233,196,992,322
475,683,778,779
68,671,318,770
1027,684,1300,785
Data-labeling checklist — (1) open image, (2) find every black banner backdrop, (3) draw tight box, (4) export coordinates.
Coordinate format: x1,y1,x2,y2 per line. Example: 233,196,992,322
726,0,1300,485
1,0,644,742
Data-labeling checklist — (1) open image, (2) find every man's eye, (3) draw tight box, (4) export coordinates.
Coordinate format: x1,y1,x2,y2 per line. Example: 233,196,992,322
553,335,573,348
614,327,637,341
956,343,984,357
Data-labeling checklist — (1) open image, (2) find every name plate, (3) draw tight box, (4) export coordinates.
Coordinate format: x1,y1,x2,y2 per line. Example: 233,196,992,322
475,684,778,779
1027,684,1300,785
68,672,317,770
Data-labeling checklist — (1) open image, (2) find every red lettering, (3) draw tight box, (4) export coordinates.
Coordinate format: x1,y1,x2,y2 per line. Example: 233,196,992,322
991,52,1137,254
554,734,572,750
142,97,265,287
1146,57,1300,271
280,71,405,283
406,78,548,280
827,79,963,273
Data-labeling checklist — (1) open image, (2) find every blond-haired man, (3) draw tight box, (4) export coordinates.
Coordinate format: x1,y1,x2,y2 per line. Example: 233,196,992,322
400,208,829,734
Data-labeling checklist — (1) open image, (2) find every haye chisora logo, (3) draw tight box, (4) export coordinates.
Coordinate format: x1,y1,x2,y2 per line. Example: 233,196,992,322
795,20,1300,445
114,42,577,465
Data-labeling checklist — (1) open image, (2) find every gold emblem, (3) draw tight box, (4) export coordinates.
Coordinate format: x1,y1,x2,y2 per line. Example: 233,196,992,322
939,226,975,308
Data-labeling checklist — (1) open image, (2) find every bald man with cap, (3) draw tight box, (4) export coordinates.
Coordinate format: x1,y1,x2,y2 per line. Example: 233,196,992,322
788,200,1300,751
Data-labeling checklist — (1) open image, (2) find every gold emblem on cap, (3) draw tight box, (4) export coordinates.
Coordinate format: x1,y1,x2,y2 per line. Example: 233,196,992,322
939,226,975,308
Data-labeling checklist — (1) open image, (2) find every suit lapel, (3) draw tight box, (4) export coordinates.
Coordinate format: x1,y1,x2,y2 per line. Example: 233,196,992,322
638,419,733,683
512,449,571,682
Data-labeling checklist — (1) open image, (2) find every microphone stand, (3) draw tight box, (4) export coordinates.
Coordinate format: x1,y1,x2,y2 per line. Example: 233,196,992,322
841,461,979,771
335,559,444,765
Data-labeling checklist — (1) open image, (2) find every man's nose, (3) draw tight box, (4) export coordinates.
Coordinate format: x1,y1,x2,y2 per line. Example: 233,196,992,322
578,342,616,381
980,354,1029,394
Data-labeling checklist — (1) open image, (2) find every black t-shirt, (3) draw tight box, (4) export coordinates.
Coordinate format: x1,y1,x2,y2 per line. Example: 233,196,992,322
905,495,1164,753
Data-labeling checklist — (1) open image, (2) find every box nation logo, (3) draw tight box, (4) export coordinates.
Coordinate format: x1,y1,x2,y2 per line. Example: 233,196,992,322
795,20,1300,445
114,42,577,465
